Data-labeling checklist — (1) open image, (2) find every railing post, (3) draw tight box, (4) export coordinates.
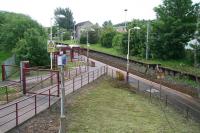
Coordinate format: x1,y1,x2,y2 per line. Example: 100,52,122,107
81,75,83,87
50,71,53,85
69,69,71,79
2,64,5,81
159,84,162,100
165,95,168,107
73,78,75,92
49,89,51,108
137,80,140,91
150,86,152,101
112,69,113,78
6,86,8,103
22,68,26,95
186,107,189,120
93,71,94,81
79,65,81,74
16,103,18,126
106,66,108,75
57,71,60,97
88,72,89,83
35,95,37,115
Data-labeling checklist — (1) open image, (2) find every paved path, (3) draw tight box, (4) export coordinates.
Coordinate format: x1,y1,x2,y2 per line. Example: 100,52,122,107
0,56,105,133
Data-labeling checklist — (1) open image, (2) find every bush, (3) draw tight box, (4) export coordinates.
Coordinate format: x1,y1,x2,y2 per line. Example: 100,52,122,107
100,28,116,48
80,34,87,44
63,31,71,40
112,33,123,50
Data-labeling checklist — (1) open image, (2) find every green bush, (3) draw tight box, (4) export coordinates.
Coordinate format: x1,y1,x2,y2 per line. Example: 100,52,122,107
63,31,71,40
80,34,87,44
100,28,116,48
112,33,123,50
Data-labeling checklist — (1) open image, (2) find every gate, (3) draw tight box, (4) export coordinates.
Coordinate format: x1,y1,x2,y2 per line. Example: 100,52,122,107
22,68,60,97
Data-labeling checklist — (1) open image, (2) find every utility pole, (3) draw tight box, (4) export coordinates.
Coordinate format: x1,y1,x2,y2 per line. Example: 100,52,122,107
146,21,150,60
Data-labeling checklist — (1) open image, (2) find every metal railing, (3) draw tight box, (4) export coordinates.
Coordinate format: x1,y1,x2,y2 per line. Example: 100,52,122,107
0,65,106,132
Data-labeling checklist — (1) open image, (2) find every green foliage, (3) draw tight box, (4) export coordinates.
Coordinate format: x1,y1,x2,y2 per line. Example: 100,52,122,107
54,7,75,31
63,30,71,41
102,20,113,28
80,34,87,44
100,27,116,48
112,33,123,50
0,11,43,51
13,28,49,66
152,0,199,60
121,19,147,57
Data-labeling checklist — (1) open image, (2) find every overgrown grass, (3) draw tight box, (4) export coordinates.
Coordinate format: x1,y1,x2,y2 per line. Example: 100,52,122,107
0,86,16,95
66,78,200,132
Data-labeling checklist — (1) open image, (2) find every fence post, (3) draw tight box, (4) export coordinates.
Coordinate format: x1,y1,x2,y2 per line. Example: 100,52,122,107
81,75,83,87
137,80,140,91
6,86,8,103
49,89,51,108
112,69,113,78
93,71,94,81
69,70,71,79
35,95,37,115
88,72,89,83
150,86,152,101
2,64,5,81
165,95,168,107
50,71,53,85
186,107,189,120
22,68,26,95
79,65,81,74
57,71,60,97
159,84,162,100
73,78,75,92
16,103,18,126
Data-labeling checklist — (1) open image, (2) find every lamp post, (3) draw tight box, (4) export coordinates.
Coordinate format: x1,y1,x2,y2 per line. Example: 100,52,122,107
81,28,94,71
49,15,65,70
127,27,140,82
124,9,128,31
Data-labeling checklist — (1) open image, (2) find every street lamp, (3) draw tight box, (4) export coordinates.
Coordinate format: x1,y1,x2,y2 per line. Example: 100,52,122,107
81,28,94,71
49,15,65,70
127,27,140,82
124,9,128,31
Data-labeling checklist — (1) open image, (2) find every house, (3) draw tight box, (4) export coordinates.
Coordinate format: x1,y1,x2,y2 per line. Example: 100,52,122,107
114,26,127,33
75,21,93,40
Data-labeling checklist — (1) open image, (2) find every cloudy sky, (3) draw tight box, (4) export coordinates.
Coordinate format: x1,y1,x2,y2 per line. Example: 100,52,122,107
0,0,199,27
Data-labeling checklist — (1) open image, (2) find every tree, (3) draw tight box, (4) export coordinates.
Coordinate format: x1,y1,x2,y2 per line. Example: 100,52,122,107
54,7,75,31
152,0,199,59
102,20,113,28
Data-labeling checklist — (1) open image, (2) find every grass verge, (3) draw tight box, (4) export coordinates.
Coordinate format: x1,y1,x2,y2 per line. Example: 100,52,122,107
66,77,200,133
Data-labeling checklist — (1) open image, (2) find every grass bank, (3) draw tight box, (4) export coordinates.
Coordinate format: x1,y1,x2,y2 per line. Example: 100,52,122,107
66,77,200,132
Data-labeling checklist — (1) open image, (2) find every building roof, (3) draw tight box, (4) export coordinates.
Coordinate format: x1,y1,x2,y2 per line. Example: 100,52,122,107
76,21,93,27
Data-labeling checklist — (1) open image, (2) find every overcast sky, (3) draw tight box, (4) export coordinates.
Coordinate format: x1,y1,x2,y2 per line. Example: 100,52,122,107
0,0,199,27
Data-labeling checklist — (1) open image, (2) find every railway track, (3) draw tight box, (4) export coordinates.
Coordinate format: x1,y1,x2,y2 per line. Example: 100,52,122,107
81,48,199,98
